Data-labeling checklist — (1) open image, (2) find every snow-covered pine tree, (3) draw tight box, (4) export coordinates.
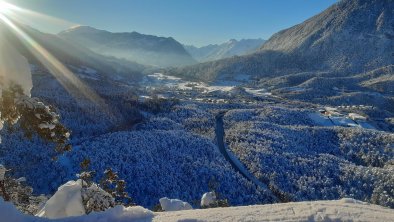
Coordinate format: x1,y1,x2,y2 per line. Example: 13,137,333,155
0,165,47,214
78,161,134,214
0,84,72,156
0,84,71,213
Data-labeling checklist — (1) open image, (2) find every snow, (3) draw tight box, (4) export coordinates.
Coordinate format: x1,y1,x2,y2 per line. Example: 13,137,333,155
0,165,5,181
78,205,154,222
36,180,85,219
185,38,265,62
0,26,33,96
159,197,193,212
244,87,272,97
144,73,237,93
0,198,154,222
38,123,56,130
201,192,216,208
309,113,335,126
155,199,394,222
309,112,377,130
348,113,367,121
331,116,357,127
2,194,394,222
16,96,46,110
81,183,115,214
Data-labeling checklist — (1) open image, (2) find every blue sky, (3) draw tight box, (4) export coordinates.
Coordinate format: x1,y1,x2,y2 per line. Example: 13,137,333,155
4,0,337,46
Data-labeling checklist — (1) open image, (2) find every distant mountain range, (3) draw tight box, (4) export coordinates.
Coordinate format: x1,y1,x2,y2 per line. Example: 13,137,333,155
59,26,196,67
184,39,266,62
168,0,394,82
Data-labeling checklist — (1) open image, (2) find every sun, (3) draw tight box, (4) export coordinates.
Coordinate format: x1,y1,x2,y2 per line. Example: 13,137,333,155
0,1,17,15
0,1,10,14
0,0,107,111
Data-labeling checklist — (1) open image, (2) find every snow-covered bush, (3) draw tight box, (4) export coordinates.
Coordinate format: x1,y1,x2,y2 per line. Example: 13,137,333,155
81,182,115,214
78,160,134,211
0,165,47,215
0,84,71,155
201,192,216,208
159,197,192,211
36,179,119,219
200,191,229,208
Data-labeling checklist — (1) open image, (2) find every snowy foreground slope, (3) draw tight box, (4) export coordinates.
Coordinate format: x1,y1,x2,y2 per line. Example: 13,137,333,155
2,198,394,222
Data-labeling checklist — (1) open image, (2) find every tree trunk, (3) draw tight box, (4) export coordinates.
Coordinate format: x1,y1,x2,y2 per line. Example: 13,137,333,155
0,181,10,201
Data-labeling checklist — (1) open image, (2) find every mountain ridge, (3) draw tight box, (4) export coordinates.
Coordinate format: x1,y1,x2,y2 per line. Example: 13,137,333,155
59,26,196,67
0,21,147,81
168,0,394,82
184,38,266,62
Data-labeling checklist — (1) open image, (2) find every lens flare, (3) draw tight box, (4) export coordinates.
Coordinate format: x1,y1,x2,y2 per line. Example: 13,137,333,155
0,1,17,14
0,2,109,112
0,0,75,28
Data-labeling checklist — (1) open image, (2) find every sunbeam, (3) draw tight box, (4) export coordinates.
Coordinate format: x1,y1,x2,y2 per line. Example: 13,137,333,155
0,0,76,28
0,1,17,14
0,2,108,111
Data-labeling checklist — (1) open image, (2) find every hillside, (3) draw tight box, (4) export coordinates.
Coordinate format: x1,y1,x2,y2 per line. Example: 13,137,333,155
59,26,196,67
260,0,394,72
184,38,265,62
168,0,394,82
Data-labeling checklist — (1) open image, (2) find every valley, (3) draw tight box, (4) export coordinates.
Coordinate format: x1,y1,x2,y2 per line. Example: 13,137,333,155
0,0,393,221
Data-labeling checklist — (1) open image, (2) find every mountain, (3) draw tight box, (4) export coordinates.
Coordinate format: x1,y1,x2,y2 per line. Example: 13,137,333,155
259,0,393,71
184,38,265,62
168,0,394,82
1,21,147,82
59,26,196,67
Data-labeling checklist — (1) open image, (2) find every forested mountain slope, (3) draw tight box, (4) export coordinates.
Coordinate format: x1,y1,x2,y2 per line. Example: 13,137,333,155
168,0,394,82
59,26,196,67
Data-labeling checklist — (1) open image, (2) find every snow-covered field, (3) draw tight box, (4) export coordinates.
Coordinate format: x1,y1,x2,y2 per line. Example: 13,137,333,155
2,198,394,222
143,73,256,94
156,199,394,222
309,108,377,130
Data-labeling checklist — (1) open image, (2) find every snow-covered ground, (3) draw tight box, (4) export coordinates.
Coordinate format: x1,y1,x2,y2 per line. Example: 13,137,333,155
244,87,272,97
2,198,394,222
156,199,394,222
309,106,377,130
143,73,259,94
310,112,377,130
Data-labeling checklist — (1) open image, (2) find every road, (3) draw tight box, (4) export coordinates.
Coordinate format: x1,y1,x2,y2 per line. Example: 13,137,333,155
215,111,276,194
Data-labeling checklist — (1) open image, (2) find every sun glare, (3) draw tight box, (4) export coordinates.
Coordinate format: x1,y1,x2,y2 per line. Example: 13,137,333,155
0,0,109,114
0,1,16,14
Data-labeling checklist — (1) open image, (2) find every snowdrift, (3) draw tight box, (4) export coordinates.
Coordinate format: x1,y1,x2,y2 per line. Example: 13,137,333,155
2,198,394,222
